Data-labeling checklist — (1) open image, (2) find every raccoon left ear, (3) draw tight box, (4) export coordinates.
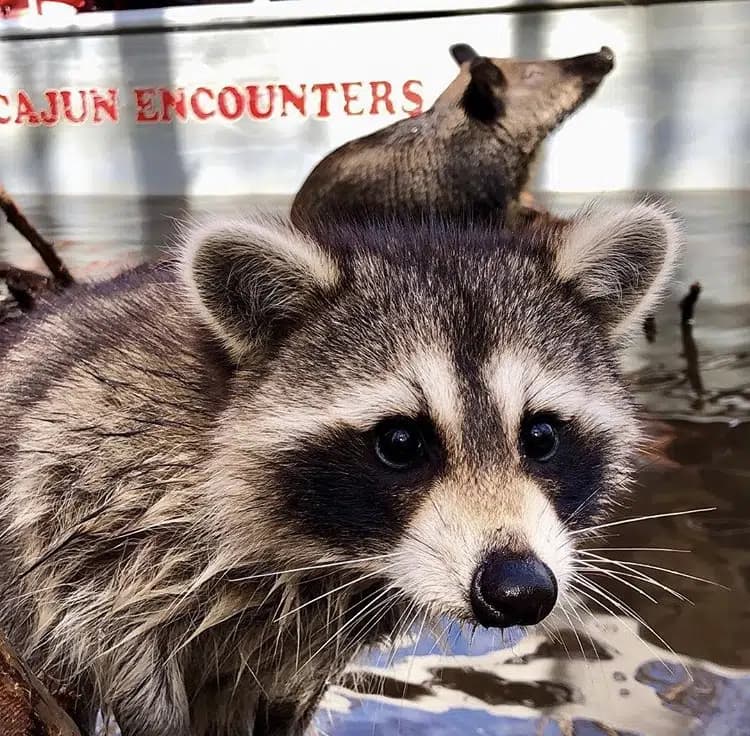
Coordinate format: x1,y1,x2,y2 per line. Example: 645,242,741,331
553,202,683,337
450,43,479,65
462,57,506,122
181,218,340,360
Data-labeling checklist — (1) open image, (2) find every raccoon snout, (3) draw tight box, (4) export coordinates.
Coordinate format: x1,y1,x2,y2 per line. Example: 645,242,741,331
561,46,615,81
469,551,557,628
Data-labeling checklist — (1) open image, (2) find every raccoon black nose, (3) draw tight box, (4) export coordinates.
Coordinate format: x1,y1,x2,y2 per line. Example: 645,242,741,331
470,552,557,628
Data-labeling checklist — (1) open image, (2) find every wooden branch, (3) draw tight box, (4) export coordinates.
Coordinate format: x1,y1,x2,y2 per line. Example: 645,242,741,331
0,632,81,736
643,314,657,343
0,187,74,288
0,263,53,313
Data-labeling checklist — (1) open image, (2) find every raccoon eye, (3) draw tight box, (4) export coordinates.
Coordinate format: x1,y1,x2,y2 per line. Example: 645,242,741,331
374,418,426,471
520,415,560,462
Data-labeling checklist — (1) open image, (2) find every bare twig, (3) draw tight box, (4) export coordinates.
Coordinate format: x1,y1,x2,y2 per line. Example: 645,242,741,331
0,631,81,736
680,281,701,324
0,187,74,288
643,314,657,343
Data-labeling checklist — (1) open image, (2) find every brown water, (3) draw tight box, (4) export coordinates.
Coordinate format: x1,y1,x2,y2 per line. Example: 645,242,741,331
1,191,748,736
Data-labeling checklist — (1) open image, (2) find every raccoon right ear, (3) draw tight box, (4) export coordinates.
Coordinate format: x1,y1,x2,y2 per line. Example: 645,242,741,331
462,57,506,122
181,218,340,360
552,202,683,338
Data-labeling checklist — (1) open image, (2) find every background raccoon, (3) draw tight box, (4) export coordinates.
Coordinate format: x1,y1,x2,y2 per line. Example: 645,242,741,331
291,44,614,229
0,202,680,736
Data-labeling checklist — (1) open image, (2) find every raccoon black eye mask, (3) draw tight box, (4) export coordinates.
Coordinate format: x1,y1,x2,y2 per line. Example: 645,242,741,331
0,203,681,736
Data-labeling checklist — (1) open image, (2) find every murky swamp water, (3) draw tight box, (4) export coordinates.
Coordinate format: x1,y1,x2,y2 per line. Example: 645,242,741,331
1,191,748,736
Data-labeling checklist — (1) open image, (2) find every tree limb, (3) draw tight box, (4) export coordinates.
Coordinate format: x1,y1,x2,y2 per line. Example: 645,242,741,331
0,187,74,288
0,631,81,736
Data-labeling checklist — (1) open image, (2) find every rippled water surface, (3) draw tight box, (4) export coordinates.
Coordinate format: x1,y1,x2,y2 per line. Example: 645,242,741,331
1,191,748,736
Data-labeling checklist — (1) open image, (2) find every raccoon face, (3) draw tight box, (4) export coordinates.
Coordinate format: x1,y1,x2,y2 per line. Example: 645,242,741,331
183,203,681,630
445,44,615,154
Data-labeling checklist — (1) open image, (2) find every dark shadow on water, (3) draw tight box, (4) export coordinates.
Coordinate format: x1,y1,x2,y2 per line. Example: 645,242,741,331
430,666,580,708
339,672,433,702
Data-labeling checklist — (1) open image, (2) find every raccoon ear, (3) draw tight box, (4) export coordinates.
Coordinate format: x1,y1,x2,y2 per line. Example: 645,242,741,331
462,57,506,122
553,202,683,337
182,218,340,360
450,43,479,65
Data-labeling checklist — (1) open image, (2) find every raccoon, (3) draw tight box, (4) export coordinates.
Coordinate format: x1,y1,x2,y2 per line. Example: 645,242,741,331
291,44,614,229
0,202,681,736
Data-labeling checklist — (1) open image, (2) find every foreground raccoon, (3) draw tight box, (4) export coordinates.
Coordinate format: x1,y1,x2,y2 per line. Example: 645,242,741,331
291,44,614,228
0,202,680,735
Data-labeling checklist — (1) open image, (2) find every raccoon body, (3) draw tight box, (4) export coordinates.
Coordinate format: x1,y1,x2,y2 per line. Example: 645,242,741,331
0,204,680,735
291,45,614,229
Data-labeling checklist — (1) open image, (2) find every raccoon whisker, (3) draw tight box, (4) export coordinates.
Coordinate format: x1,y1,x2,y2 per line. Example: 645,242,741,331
537,610,567,649
567,578,674,672
567,593,605,674
269,587,290,671
294,604,302,672
566,594,607,671
297,585,394,673
401,605,425,657
580,547,690,553
580,568,692,605
354,596,402,659
468,622,478,654
556,594,590,671
309,584,388,640
429,496,449,530
329,593,379,663
576,551,723,588
573,554,695,602
233,650,268,701
568,575,682,675
538,620,560,650
426,617,454,657
387,598,423,667
400,530,465,585
403,606,429,695
571,507,716,536
572,561,660,604
274,564,399,622
564,487,604,526
400,530,443,560
228,553,398,583
379,597,418,670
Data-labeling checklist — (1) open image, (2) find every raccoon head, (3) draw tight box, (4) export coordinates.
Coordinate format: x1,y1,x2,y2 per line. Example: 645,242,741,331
183,202,680,631
442,44,615,155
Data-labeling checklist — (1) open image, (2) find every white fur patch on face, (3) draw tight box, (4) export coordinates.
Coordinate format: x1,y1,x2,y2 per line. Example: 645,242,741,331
407,348,463,444
483,350,632,438
388,350,628,624
388,493,480,619
253,347,463,451
521,484,573,594
389,473,573,621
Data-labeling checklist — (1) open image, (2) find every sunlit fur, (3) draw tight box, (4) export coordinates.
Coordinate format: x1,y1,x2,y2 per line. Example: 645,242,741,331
0,203,681,736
